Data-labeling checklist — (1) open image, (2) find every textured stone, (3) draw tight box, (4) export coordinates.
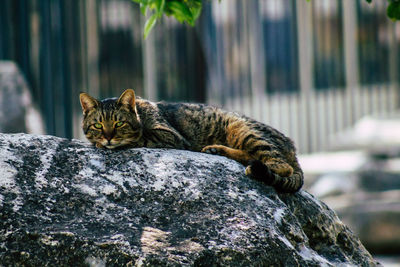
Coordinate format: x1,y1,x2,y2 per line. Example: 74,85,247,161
303,145,400,255
0,133,378,266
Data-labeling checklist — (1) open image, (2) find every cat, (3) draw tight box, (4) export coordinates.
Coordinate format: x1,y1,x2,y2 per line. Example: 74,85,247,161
79,89,304,193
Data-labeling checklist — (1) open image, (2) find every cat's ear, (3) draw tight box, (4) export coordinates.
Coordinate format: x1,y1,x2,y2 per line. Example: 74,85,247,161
79,93,98,114
117,89,137,112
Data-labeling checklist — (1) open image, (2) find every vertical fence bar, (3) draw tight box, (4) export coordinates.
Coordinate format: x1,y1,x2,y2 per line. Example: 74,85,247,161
142,18,157,101
296,0,314,153
85,0,100,98
39,0,55,135
15,0,32,84
248,0,266,122
388,18,399,112
60,0,72,138
0,0,13,59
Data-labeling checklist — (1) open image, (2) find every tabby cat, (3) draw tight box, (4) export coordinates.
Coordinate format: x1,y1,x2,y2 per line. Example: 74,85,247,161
80,89,303,193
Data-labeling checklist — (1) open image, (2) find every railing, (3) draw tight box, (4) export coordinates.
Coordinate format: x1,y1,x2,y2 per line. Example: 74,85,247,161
0,0,399,153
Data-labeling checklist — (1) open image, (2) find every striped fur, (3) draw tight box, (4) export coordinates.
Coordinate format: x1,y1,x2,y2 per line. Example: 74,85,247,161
80,89,303,193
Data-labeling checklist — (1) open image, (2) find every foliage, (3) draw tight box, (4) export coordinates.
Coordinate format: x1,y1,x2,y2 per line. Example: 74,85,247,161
133,0,400,39
386,0,400,20
132,0,202,38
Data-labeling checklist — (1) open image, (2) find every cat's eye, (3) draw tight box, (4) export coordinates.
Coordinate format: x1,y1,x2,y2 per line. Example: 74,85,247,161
94,123,103,129
115,121,125,128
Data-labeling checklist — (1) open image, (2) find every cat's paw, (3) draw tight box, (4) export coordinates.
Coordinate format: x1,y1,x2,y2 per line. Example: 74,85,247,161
245,160,275,186
201,145,226,156
95,143,105,149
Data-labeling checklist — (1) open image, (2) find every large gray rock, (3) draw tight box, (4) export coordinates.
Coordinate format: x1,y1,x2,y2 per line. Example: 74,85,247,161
0,133,377,266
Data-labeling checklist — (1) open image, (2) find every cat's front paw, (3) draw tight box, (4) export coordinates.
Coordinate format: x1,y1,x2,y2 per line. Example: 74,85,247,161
95,143,105,149
201,145,226,156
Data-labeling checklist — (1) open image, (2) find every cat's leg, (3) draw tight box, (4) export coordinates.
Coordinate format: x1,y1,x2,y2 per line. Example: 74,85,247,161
246,160,303,193
202,145,303,192
263,158,293,177
202,145,292,175
245,151,303,193
201,145,253,165
248,148,294,177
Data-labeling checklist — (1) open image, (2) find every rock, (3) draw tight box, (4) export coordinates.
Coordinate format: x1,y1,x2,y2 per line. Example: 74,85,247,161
0,133,378,266
0,61,44,134
322,190,400,255
301,145,400,255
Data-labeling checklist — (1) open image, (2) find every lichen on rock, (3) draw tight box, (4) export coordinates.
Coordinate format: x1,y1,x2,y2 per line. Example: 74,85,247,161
0,133,378,266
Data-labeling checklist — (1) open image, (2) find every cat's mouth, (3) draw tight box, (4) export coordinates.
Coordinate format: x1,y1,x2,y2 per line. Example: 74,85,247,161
101,139,133,149
97,135,140,149
98,139,123,149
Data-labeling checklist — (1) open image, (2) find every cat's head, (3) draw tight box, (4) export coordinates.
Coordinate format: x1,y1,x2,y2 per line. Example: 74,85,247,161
79,89,142,149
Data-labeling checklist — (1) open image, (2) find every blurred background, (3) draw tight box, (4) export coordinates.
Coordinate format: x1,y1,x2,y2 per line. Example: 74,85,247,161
0,0,399,263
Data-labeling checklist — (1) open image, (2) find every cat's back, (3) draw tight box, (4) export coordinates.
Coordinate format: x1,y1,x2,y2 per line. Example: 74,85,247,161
155,101,294,153
156,101,221,121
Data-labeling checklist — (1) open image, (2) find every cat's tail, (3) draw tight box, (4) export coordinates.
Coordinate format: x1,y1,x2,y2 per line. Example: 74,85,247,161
246,160,304,193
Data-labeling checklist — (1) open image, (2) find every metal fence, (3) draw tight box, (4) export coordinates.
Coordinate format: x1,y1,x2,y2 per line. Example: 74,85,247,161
1,0,399,153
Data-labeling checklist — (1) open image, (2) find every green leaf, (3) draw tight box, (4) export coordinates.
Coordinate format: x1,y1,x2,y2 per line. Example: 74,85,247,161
189,2,202,21
144,13,158,39
365,0,372,3
155,0,166,18
387,1,400,20
140,3,148,15
166,1,194,25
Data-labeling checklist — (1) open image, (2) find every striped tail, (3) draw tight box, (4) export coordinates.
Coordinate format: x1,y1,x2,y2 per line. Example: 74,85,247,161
246,160,304,193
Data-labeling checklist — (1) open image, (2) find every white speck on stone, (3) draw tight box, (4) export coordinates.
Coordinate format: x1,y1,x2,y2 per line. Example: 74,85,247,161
0,146,18,189
300,191,324,210
298,244,331,266
87,154,107,173
85,257,106,267
54,231,75,237
110,234,125,240
35,148,56,189
245,189,274,207
152,178,166,191
12,199,23,212
227,190,238,199
278,235,294,250
273,208,285,225
0,146,23,212
101,184,117,195
77,184,98,197
89,158,103,169
40,236,60,246
0,162,18,189
245,189,259,199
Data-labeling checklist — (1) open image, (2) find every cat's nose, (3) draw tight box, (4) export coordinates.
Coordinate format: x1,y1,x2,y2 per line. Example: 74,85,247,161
104,132,114,141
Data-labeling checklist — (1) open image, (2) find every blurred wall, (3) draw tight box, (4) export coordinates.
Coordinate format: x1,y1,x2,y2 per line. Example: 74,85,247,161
0,0,399,153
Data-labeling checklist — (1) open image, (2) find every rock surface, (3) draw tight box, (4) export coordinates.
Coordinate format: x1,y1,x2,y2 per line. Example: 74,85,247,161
0,133,377,266
303,148,400,255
